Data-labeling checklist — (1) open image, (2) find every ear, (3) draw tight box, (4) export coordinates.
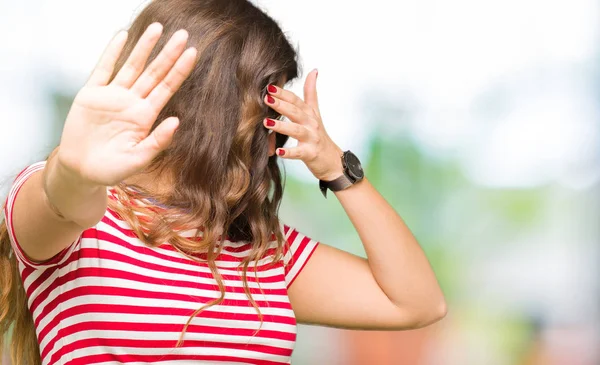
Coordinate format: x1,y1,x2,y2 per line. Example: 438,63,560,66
268,131,276,156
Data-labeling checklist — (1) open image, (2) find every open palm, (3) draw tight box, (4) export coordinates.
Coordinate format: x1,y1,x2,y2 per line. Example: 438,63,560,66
58,23,197,186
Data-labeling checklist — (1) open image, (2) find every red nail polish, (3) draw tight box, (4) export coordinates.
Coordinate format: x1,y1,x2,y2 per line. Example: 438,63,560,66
267,84,277,93
277,149,285,156
267,95,275,104
266,118,276,127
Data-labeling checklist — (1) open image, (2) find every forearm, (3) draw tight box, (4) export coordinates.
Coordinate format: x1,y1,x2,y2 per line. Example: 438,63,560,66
12,151,107,262
334,178,446,317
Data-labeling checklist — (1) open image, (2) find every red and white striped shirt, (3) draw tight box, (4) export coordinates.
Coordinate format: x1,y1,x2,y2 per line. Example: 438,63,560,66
4,162,319,365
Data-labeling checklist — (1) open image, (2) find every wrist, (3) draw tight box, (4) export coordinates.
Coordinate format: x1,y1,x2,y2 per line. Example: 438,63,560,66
318,146,345,181
51,152,104,191
319,169,344,182
318,149,365,198
44,156,107,225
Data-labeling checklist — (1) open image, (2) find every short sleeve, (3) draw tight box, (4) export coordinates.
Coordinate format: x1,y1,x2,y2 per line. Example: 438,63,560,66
282,224,319,288
3,161,80,269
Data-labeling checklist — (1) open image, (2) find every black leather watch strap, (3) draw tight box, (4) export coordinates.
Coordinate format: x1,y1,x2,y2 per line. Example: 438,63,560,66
319,174,354,198
329,174,354,191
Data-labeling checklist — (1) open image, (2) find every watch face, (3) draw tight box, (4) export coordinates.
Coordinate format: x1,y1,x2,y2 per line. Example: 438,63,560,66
344,151,364,180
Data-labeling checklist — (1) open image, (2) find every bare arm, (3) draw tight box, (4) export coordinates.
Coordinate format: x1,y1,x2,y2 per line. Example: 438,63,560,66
263,71,446,329
12,150,107,262
10,24,197,262
289,179,446,329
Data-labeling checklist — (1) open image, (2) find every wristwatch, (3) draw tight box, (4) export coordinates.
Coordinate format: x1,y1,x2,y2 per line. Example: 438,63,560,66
319,150,364,198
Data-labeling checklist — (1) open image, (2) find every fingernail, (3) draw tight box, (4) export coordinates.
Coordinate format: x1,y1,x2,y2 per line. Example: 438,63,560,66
314,68,319,77
266,95,275,104
267,84,277,93
277,149,285,156
265,118,276,127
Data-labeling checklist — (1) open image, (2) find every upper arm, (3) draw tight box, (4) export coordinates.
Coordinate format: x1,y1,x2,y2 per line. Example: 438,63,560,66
288,243,440,330
5,162,84,265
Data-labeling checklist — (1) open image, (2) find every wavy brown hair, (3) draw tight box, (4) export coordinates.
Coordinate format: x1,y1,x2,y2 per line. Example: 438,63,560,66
1,0,299,363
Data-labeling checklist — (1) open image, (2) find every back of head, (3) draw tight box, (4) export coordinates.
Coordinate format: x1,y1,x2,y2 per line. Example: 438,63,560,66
111,0,299,245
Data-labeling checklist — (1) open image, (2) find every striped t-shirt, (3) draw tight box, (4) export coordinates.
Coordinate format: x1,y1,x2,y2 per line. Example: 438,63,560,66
4,162,319,365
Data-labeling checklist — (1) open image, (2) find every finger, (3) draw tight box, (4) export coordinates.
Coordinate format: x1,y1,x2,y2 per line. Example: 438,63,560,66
303,69,320,116
264,118,309,141
87,30,128,87
131,29,189,98
134,116,180,163
265,94,317,127
146,47,198,113
275,146,315,161
267,83,316,117
111,22,163,88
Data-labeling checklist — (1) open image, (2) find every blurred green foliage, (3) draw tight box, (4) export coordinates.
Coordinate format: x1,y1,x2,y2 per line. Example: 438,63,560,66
281,112,551,363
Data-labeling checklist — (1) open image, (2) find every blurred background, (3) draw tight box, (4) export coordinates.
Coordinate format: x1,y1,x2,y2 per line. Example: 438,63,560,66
1,0,598,364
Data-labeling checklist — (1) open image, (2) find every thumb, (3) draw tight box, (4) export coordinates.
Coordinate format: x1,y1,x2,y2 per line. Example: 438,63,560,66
303,69,320,116
135,116,180,163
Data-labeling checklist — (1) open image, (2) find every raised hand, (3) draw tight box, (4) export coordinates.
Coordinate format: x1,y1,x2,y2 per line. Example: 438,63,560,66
57,23,198,187
262,70,344,182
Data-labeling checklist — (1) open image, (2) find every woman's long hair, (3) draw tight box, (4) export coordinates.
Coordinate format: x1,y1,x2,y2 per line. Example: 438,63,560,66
1,0,299,363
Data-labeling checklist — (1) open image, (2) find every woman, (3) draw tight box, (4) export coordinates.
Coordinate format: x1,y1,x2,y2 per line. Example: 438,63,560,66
0,0,446,364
